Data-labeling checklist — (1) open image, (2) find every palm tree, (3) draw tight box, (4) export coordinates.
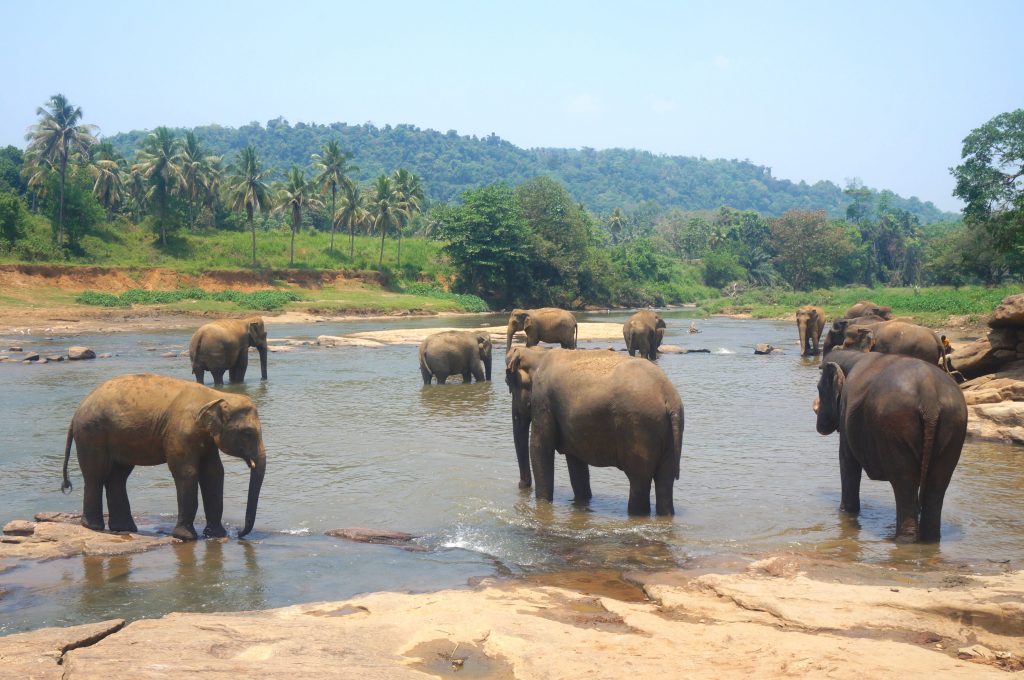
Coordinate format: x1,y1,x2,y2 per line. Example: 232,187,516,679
89,160,124,220
175,131,216,230
392,168,424,268
132,127,180,245
368,175,400,267
227,145,273,268
276,166,322,266
311,141,357,252
608,208,626,245
124,167,148,222
25,94,98,246
335,181,369,259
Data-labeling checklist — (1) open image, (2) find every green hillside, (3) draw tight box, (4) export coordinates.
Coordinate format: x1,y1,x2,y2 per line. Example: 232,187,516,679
106,118,954,223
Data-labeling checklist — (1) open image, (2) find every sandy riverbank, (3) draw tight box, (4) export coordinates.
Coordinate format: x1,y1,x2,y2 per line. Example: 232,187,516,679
1,550,1019,678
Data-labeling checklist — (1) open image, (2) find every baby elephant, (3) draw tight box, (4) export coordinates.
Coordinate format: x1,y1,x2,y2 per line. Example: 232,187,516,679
623,310,666,360
62,374,267,540
419,330,493,384
189,316,268,386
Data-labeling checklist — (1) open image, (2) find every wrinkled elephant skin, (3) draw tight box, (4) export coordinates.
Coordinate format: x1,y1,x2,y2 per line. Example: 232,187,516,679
623,310,666,360
506,308,578,350
189,317,268,386
419,330,493,384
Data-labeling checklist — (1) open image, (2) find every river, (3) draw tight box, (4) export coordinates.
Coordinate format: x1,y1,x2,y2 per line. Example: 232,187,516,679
1,312,1021,635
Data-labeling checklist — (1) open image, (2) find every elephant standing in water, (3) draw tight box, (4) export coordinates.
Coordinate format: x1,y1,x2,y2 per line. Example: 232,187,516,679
419,330,493,384
506,347,683,515
623,310,666,360
813,349,966,542
505,308,578,349
795,305,825,356
840,321,947,367
189,317,268,386
62,374,267,541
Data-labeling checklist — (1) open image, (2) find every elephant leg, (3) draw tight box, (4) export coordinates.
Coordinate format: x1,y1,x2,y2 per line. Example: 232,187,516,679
168,460,200,541
435,372,449,385
838,439,862,514
565,454,592,504
230,351,249,384
193,368,205,384
529,414,557,502
105,462,138,532
919,486,946,543
461,370,472,383
626,473,653,516
198,453,226,538
892,482,921,543
211,369,226,387
653,456,676,516
471,362,485,383
78,447,108,531
627,343,636,357
420,365,433,385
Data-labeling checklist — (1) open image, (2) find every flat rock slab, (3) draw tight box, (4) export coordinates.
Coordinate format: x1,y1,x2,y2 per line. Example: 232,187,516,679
343,322,628,347
325,527,417,545
316,335,386,348
9,561,1018,678
0,619,125,680
0,519,176,561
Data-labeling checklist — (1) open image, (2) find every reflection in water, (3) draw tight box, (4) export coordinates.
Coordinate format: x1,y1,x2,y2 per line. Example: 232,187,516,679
418,381,493,418
3,314,1024,633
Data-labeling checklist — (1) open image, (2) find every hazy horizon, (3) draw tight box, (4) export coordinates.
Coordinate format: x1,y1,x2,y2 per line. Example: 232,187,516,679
3,1,1021,212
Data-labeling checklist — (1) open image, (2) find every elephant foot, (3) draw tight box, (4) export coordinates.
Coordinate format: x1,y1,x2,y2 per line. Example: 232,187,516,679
81,517,105,532
518,479,532,490
171,524,199,541
108,517,138,533
203,524,227,539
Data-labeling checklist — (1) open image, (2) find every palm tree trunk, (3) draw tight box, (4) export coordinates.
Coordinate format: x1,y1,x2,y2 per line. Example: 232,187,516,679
349,221,354,259
249,209,257,269
290,215,298,266
397,229,402,268
329,187,336,252
58,156,67,247
379,221,386,267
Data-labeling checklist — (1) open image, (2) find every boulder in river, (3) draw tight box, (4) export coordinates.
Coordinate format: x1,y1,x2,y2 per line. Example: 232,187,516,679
68,346,96,361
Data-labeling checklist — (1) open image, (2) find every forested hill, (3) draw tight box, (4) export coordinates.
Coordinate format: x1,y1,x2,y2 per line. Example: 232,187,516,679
106,118,954,222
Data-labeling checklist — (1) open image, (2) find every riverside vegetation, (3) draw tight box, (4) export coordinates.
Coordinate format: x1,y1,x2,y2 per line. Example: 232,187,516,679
0,96,1021,318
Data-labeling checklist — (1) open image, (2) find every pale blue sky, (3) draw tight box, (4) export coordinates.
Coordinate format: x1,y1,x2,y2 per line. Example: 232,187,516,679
2,0,1021,211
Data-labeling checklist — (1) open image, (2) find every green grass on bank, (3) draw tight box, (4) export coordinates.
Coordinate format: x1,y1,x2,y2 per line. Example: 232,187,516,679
699,285,1022,326
76,288,302,311
0,216,449,278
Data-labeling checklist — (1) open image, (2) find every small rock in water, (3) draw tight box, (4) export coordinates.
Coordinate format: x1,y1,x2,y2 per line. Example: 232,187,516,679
8,346,22,352
160,352,177,358
98,353,112,359
46,354,65,362
326,527,417,545
754,343,784,355
68,346,96,360
23,352,40,362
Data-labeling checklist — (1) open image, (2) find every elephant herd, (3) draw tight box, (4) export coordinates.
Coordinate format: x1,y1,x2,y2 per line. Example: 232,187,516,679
59,300,967,546
799,301,968,543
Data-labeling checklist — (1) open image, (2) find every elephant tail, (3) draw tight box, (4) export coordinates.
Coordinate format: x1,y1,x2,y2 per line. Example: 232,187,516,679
667,405,683,480
918,407,939,507
61,424,74,493
573,323,578,350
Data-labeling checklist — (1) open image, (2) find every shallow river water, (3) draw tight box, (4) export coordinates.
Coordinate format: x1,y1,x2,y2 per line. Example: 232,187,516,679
1,312,1022,635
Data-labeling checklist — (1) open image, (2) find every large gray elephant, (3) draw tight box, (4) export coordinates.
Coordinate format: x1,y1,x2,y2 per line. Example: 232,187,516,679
61,374,267,541
506,308,578,349
795,305,825,356
813,349,966,542
623,310,666,360
419,330,493,384
189,317,268,386
844,300,893,320
506,347,683,515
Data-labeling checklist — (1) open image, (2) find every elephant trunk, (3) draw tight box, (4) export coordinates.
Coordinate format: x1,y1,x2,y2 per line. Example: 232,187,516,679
512,412,531,489
239,444,266,538
506,322,516,352
798,322,808,356
257,344,268,381
483,348,492,381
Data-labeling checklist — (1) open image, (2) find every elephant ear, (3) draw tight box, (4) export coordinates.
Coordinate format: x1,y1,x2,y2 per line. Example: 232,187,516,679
656,316,667,329
822,362,845,411
477,333,492,350
523,316,534,331
197,398,228,436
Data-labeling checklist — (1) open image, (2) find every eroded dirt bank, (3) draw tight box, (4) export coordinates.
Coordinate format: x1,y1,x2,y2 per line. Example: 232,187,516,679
1,553,1019,679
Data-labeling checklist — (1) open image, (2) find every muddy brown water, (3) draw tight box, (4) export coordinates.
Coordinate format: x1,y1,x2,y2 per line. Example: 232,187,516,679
1,312,1022,635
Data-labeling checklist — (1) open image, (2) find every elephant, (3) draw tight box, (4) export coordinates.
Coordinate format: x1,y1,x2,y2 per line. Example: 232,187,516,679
795,305,825,356
189,316,268,386
844,300,893,320
419,330,493,384
840,321,946,367
61,374,267,541
813,349,966,542
821,315,898,356
505,308,578,350
623,310,666,360
505,347,683,515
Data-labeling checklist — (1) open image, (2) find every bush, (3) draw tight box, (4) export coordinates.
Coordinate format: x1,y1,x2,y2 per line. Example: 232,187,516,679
76,288,301,311
400,282,490,312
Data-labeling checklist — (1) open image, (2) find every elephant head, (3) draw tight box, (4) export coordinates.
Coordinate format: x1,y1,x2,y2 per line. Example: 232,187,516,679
505,346,542,489
813,362,845,436
197,397,267,538
821,320,850,356
843,327,876,351
506,309,530,349
245,317,269,381
476,331,493,381
655,316,667,347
